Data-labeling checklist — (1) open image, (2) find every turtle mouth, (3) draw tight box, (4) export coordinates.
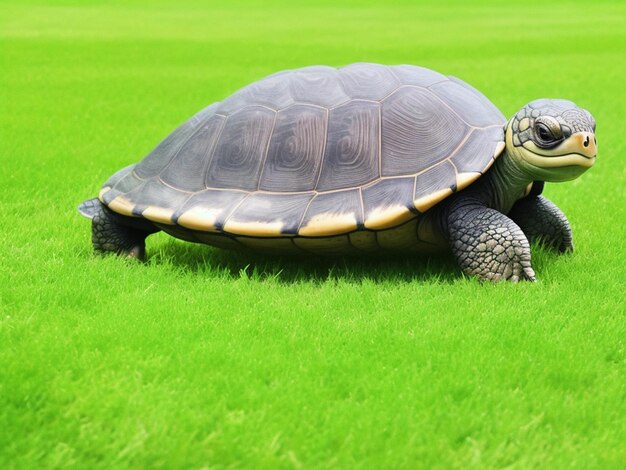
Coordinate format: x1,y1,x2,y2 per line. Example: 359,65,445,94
522,151,596,169
518,152,594,182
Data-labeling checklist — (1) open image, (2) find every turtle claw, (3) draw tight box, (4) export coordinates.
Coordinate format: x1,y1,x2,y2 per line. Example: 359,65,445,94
515,265,536,283
484,262,535,283
125,245,146,261
515,259,536,282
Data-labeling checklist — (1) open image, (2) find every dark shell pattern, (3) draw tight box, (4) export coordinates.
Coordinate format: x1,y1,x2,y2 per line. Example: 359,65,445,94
100,63,506,242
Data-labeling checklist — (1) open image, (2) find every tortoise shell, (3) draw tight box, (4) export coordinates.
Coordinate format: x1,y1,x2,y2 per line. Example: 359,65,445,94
99,63,506,243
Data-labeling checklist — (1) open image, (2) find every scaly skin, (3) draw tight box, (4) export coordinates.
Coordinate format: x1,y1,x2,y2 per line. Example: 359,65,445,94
91,201,158,260
508,195,573,252
442,197,536,282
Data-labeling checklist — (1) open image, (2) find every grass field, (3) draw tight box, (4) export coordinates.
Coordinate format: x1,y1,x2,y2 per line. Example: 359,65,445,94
1,0,625,467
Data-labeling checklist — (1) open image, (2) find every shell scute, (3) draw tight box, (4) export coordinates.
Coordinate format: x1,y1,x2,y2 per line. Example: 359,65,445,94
290,69,349,107
175,189,248,232
450,126,503,174
259,105,327,192
217,73,293,114
430,79,505,127
389,65,448,87
299,189,362,236
413,161,456,212
101,165,139,205
160,113,226,192
338,63,400,100
362,177,416,229
225,193,314,236
316,100,380,191
205,106,275,191
134,104,215,179
381,86,468,176
110,179,189,222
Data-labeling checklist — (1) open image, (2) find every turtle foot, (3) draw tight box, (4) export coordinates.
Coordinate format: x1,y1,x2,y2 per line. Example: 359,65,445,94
459,245,536,283
88,199,156,261
486,259,536,283
509,195,573,255
125,244,146,261
447,204,536,283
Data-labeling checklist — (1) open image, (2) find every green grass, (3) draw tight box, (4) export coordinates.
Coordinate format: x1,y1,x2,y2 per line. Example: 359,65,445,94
1,0,625,467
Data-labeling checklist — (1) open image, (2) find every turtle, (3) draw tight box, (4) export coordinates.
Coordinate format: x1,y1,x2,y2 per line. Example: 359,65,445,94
78,63,597,282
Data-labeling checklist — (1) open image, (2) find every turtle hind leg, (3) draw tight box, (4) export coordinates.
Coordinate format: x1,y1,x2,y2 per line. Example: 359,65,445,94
83,198,160,260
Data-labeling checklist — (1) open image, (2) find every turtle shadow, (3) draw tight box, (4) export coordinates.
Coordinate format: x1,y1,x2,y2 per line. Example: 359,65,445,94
152,240,462,285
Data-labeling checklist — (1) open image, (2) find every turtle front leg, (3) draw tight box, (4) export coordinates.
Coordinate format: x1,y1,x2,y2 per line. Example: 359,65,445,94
88,199,159,260
444,202,536,282
508,195,573,253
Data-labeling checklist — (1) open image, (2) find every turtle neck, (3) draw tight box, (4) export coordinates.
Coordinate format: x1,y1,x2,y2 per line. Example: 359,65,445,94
477,148,533,214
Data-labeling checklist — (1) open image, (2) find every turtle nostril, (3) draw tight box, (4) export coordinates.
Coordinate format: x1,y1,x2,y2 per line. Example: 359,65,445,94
583,136,590,147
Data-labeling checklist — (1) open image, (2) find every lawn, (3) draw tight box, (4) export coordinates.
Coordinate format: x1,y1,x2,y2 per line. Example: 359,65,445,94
1,0,625,467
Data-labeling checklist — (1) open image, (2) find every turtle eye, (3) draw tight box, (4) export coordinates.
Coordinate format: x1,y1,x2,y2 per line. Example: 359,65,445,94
533,119,562,148
535,123,554,141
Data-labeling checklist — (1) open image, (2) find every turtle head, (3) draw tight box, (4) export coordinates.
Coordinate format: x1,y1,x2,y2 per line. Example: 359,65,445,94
506,99,596,182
